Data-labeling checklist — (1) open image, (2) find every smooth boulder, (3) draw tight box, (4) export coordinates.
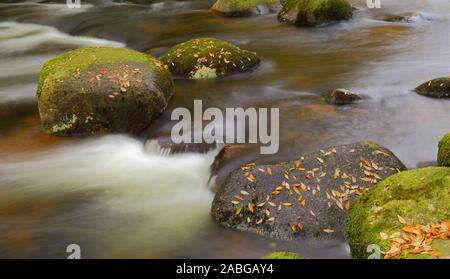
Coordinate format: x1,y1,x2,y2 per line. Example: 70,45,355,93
347,167,450,259
211,141,406,241
324,89,362,105
438,133,450,167
415,77,450,98
37,46,174,136
278,0,353,27
160,38,260,79
211,0,279,17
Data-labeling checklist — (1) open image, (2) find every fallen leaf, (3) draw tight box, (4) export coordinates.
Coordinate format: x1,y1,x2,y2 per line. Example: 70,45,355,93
397,215,407,224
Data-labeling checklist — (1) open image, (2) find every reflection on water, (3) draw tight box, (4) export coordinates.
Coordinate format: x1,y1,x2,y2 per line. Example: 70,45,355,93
0,0,449,258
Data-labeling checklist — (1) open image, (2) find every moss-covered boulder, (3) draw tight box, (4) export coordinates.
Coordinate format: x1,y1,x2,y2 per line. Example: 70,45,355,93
347,167,450,259
324,89,362,105
263,251,303,259
438,133,450,167
37,46,174,136
415,77,450,99
278,0,353,27
211,0,279,17
212,141,406,242
160,38,260,79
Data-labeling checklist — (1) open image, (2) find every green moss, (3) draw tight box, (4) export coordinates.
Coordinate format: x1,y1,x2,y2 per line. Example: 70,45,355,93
262,251,303,259
359,141,384,150
347,167,450,259
211,0,276,15
438,133,450,167
37,46,169,101
279,0,353,26
160,38,260,79
36,46,174,136
229,0,276,10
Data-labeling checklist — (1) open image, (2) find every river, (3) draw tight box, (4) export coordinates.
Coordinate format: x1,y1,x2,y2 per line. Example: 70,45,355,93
0,0,449,258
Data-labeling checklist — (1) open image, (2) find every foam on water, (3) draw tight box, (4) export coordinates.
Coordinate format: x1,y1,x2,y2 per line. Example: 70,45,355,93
0,135,218,257
0,21,125,55
0,21,125,104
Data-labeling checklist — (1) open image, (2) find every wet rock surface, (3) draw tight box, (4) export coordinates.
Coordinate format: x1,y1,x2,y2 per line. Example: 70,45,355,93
278,0,353,27
212,141,406,241
383,12,429,23
323,89,362,105
211,0,280,17
415,77,450,99
150,136,217,154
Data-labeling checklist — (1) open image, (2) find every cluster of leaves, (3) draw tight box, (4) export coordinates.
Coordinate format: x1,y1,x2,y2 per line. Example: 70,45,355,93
229,145,395,235
382,220,449,259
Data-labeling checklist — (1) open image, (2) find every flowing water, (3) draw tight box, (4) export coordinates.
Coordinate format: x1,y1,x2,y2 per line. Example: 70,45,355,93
0,0,449,258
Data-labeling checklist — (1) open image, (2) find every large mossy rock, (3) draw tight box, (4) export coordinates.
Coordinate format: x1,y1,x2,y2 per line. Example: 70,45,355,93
278,0,353,27
37,46,174,136
347,167,450,259
415,77,450,99
438,133,450,167
160,38,260,79
211,141,406,241
211,0,278,17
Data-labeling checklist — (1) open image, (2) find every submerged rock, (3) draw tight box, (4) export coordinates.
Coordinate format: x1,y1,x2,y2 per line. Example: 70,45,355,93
278,0,353,27
151,136,217,154
211,0,279,17
438,133,450,167
383,12,428,23
211,144,253,174
160,38,260,79
347,167,450,259
415,77,450,99
37,46,174,136
263,251,303,259
324,89,362,105
211,141,406,241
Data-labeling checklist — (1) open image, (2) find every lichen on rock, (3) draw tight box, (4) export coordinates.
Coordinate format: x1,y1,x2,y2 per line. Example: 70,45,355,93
160,38,260,79
36,46,174,136
278,0,353,27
